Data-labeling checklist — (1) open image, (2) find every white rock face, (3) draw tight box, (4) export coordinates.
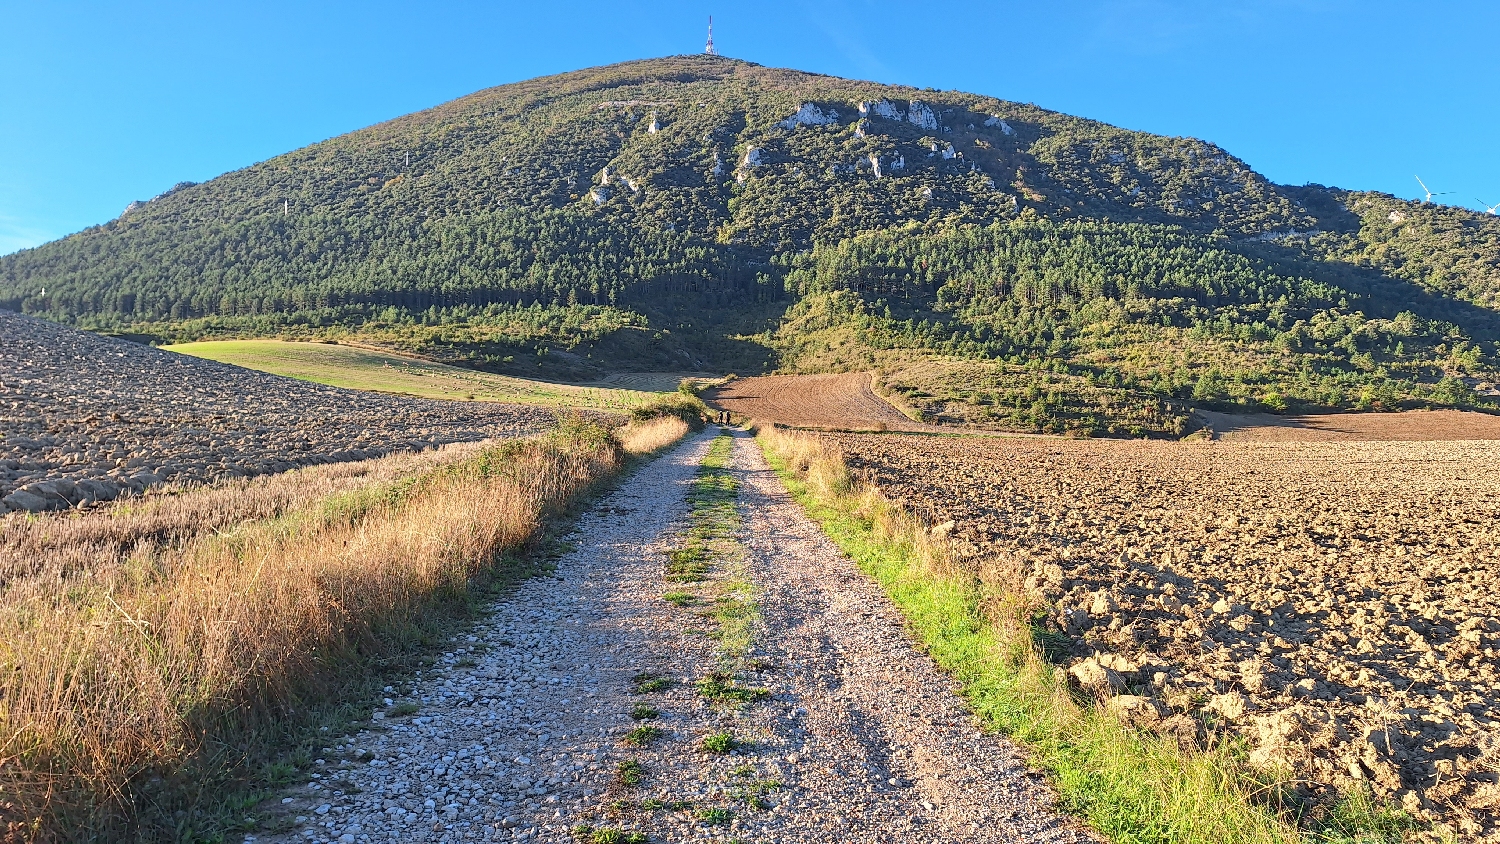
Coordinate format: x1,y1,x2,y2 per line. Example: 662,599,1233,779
589,187,610,205
623,177,639,193
779,103,837,129
741,147,764,168
861,99,903,120
907,101,939,131
1108,153,1127,164
854,120,869,138
648,113,660,133
711,153,724,176
891,155,905,171
598,166,613,185
1388,210,1407,223
941,143,957,160
983,115,1016,135
868,153,883,178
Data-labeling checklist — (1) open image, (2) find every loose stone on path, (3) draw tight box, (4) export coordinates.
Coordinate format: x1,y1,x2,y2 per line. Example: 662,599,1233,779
252,430,1097,843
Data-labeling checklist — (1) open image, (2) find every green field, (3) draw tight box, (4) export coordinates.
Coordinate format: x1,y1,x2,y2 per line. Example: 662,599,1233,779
165,340,666,410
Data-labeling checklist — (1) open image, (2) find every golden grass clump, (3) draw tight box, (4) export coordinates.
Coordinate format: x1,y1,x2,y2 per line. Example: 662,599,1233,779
614,415,691,456
0,421,625,840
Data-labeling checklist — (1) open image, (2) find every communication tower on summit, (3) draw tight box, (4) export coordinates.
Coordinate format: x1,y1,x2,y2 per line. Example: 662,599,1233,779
705,16,716,55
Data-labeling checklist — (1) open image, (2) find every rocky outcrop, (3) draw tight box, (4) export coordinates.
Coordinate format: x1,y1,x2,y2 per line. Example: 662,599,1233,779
907,101,939,131
0,311,554,514
778,102,838,130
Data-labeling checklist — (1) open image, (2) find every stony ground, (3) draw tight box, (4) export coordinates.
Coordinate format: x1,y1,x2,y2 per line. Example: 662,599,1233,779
0,311,557,513
250,430,1095,844
830,432,1500,839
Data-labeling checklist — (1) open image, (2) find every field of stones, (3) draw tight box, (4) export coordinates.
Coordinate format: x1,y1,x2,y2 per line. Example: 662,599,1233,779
827,432,1500,838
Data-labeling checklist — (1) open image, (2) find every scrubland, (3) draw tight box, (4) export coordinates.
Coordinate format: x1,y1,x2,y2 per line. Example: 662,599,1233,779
0,416,687,841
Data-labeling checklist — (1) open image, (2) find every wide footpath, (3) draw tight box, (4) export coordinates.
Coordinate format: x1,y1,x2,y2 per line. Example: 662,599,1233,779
253,429,1097,844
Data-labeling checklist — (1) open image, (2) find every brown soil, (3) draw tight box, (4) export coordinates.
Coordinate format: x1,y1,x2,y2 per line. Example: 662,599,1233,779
1197,409,1500,442
825,432,1500,839
707,373,945,432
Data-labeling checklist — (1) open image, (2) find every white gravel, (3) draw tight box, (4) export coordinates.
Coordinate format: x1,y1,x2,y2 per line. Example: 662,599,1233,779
250,429,1098,844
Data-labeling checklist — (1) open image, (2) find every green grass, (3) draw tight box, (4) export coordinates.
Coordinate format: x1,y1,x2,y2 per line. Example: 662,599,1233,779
695,673,769,706
756,430,1419,844
629,704,660,721
631,673,675,694
572,825,648,844
701,732,739,754
662,591,697,607
164,339,661,411
622,726,663,747
616,759,648,787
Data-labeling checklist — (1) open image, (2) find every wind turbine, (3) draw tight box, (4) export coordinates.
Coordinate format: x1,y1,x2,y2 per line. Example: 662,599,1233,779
1415,175,1452,204
1478,198,1500,215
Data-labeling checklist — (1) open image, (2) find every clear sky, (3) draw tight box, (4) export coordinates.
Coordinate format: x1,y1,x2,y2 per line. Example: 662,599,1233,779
2,1,1497,255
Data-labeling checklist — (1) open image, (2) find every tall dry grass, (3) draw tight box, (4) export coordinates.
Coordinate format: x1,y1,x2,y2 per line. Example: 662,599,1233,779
754,423,1302,844
615,415,692,456
0,421,632,841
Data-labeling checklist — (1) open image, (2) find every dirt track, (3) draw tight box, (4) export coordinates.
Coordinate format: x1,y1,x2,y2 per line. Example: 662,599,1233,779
828,432,1500,839
707,373,941,432
1197,409,1500,441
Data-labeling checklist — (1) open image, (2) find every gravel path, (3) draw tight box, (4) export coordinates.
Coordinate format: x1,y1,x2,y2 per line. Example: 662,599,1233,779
251,429,1095,844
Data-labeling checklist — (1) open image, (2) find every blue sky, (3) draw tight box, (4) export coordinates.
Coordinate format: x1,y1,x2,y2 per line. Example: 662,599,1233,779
2,1,1497,255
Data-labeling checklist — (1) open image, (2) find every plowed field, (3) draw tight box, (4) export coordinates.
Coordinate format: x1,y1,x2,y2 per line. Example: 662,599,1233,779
826,432,1500,838
707,373,941,432
1198,409,1500,442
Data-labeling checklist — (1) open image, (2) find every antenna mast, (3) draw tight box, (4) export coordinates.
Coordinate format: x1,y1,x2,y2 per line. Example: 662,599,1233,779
705,16,716,55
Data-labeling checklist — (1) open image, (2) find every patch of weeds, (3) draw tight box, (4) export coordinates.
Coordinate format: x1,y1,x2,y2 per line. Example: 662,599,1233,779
665,546,709,582
622,726,662,747
662,591,697,607
701,732,739,754
455,657,477,668
696,673,769,705
631,672,675,694
640,797,693,812
730,763,755,777
388,702,419,717
571,825,647,844
697,807,732,825
616,759,648,787
630,703,659,721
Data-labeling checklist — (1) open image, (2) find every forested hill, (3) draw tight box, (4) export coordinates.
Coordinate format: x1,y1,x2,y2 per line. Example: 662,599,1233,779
3,55,1498,433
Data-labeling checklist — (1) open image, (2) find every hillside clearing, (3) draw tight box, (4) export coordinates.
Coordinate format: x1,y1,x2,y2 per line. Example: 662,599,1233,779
165,339,664,411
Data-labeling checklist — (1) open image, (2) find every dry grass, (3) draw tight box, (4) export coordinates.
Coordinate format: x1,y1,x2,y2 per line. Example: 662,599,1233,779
0,421,639,841
615,416,692,456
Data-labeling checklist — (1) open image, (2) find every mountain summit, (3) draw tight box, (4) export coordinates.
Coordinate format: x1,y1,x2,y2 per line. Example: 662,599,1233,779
3,56,1497,433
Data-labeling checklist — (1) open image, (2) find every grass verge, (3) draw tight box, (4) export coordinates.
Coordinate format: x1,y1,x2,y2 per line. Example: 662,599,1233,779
0,415,690,841
754,424,1416,844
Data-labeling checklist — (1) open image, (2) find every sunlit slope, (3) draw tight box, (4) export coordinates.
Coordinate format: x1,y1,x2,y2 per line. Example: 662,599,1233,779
165,340,662,410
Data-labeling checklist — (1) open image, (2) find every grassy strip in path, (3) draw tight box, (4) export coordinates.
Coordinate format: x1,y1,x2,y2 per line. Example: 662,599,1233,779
665,434,760,663
755,425,1416,844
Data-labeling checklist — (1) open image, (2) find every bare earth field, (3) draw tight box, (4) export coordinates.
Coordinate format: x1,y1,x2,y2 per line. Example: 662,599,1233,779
708,373,941,432
0,311,556,513
1197,409,1500,442
827,432,1500,838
